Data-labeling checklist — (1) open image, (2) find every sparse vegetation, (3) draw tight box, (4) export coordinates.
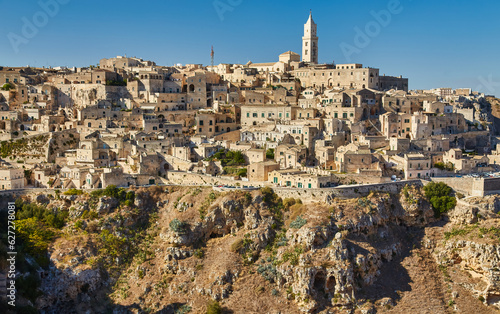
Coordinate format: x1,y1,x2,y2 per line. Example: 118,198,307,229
169,218,188,234
289,215,307,229
63,188,84,196
206,300,222,314
206,149,246,166
433,162,454,171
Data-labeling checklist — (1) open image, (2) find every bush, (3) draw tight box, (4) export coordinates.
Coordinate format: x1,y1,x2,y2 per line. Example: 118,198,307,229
207,149,246,166
261,187,275,203
290,216,307,229
236,168,247,177
176,305,192,314
1,83,13,90
230,238,244,252
434,162,454,171
91,185,135,204
266,148,275,159
169,218,187,234
63,188,83,196
16,200,68,229
105,79,127,86
283,198,296,209
423,182,456,218
74,220,83,230
16,218,55,267
194,248,204,259
206,300,222,314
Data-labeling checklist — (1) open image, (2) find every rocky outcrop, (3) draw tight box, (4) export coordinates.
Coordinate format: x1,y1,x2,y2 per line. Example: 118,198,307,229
451,195,500,224
436,240,500,309
431,195,500,310
96,196,119,214
12,186,499,313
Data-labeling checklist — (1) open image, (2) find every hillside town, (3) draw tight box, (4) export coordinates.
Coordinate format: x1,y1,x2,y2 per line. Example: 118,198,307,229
0,12,498,193
3,7,500,314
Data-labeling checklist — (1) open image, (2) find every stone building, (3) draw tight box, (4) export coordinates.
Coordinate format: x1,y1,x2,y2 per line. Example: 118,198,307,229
443,149,489,174
247,160,280,182
0,167,24,190
403,153,435,179
241,104,296,126
268,169,336,188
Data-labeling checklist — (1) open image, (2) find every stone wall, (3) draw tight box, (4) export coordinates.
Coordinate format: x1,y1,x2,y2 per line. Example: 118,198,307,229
166,171,267,187
430,177,476,196
273,180,423,203
430,177,500,196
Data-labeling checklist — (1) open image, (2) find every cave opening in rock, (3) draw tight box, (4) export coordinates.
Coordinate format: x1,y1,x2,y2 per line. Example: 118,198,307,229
313,271,326,295
326,276,336,294
209,232,223,239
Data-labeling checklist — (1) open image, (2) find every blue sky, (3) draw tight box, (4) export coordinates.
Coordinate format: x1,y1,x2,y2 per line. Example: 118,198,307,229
1,0,499,93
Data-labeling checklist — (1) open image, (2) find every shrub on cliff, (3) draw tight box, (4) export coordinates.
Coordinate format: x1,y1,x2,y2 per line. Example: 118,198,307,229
206,300,222,314
290,215,307,229
169,218,188,234
63,188,83,196
423,182,456,218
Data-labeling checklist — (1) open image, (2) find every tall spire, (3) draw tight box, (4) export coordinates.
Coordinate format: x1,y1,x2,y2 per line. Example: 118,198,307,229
302,10,318,64
307,9,314,24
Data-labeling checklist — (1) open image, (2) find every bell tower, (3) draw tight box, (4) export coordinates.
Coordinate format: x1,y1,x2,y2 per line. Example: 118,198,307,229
302,10,318,64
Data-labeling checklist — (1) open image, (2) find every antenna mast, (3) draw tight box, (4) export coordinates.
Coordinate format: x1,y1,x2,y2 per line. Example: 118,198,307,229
211,46,214,72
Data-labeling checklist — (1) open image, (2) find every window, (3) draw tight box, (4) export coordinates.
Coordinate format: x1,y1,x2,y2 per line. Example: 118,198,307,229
246,113,250,117
199,120,204,126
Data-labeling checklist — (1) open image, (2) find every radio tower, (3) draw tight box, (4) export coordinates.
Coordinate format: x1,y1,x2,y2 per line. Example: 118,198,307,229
211,46,214,72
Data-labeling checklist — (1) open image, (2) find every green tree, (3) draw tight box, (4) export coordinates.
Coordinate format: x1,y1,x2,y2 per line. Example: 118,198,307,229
266,148,275,159
423,182,456,218
1,83,13,90
236,168,247,177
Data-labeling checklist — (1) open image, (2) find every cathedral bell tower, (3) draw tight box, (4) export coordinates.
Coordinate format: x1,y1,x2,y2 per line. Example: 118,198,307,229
302,10,318,64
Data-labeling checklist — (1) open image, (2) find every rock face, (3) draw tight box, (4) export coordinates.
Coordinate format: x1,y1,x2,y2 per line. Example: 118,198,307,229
432,195,500,310
36,194,50,204
36,267,103,311
96,196,119,214
13,186,500,313
451,195,500,224
436,240,500,308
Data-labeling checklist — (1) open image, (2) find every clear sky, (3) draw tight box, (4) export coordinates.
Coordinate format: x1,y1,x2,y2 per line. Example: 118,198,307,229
1,0,499,93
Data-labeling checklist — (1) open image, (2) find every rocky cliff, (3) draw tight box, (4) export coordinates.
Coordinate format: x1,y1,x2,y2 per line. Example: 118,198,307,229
2,185,499,313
